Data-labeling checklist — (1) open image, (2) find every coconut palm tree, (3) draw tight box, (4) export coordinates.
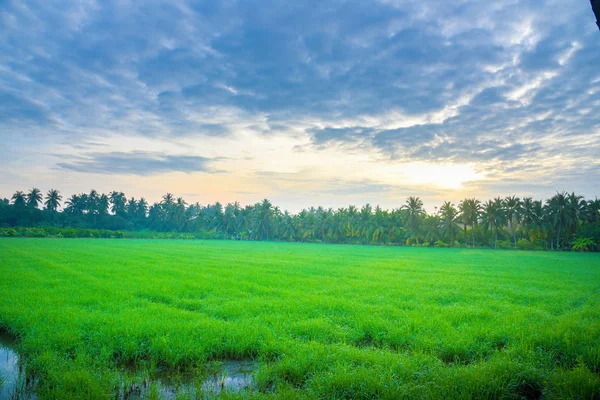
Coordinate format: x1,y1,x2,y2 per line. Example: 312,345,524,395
161,193,175,207
546,191,579,249
64,194,85,216
587,198,600,224
26,188,43,209
422,214,441,244
402,196,425,244
440,201,460,244
11,191,26,208
458,198,481,247
109,191,127,216
504,195,522,244
97,194,109,216
483,197,505,248
566,192,586,237
126,198,138,220
137,198,148,219
44,189,62,212
87,190,99,214
173,197,188,230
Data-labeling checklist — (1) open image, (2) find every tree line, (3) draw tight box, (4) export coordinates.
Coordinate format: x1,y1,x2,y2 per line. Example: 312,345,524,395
1,188,599,251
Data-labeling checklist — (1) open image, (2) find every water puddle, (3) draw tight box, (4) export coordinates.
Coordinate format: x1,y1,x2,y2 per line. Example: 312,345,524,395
0,328,257,399
0,330,37,400
202,360,259,393
119,360,259,399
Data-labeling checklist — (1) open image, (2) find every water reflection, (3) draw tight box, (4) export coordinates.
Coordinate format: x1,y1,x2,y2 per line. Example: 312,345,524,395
0,329,258,399
0,330,37,400
119,359,259,399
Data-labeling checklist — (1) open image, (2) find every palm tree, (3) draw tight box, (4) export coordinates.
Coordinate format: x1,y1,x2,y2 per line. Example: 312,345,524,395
521,197,535,227
87,190,99,213
109,191,127,216
458,199,469,245
483,197,505,248
127,198,138,220
64,194,85,216
11,191,27,208
546,192,577,249
402,196,425,244
253,199,273,240
439,201,460,244
137,198,148,219
97,194,109,216
277,211,296,240
468,199,481,247
26,188,43,209
587,198,600,224
161,193,175,207
566,192,585,237
174,197,188,230
44,189,62,212
458,198,481,247
422,214,441,244
504,195,522,244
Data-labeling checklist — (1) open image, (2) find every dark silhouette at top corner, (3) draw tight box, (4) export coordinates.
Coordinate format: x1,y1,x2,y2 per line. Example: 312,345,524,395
592,0,600,30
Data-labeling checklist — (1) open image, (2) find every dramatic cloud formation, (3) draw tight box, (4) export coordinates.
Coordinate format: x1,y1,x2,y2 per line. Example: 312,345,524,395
56,151,218,175
1,0,599,210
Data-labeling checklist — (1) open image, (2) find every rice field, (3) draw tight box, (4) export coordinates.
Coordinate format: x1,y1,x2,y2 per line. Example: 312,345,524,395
0,238,599,399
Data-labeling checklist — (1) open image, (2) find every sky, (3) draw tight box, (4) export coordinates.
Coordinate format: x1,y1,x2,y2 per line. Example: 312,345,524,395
1,0,599,212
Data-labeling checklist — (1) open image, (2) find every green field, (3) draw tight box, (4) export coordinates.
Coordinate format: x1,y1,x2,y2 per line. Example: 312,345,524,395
1,239,599,399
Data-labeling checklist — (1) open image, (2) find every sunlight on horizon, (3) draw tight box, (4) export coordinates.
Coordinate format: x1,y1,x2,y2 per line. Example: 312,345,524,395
403,162,484,189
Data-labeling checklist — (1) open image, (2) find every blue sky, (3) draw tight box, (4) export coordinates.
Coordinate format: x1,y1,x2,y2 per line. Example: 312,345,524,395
1,0,599,211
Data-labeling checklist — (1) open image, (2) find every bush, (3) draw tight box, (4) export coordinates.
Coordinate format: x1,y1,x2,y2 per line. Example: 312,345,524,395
23,228,47,238
572,237,595,252
61,228,78,238
516,238,534,251
0,228,18,237
434,240,449,248
497,240,513,250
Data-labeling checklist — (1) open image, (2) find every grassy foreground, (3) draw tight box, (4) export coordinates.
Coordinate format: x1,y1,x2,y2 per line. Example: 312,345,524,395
0,239,599,399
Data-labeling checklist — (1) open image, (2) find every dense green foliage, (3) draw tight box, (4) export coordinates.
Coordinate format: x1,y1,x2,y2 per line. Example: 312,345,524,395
0,227,228,240
1,239,599,399
2,189,600,251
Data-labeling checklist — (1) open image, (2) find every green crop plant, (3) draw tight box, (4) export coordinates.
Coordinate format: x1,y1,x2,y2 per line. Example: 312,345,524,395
0,238,599,399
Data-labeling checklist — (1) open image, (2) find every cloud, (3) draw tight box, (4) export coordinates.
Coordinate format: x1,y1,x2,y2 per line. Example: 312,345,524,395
0,90,52,124
1,0,600,204
308,127,375,144
55,151,218,176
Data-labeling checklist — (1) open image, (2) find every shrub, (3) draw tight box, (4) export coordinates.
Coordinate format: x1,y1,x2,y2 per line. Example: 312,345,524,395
497,240,513,250
0,228,18,237
23,228,47,238
517,238,534,251
61,228,77,238
434,240,449,248
572,237,595,252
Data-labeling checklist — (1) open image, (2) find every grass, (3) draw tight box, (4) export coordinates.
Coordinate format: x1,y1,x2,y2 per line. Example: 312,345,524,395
0,238,599,399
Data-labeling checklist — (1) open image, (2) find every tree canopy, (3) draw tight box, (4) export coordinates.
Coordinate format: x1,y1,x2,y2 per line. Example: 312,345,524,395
1,188,599,251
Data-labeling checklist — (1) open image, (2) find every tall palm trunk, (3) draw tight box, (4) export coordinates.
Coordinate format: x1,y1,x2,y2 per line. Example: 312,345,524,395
556,219,561,250
509,219,517,244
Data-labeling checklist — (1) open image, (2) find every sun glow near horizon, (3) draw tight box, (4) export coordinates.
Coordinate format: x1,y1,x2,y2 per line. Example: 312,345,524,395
405,162,485,189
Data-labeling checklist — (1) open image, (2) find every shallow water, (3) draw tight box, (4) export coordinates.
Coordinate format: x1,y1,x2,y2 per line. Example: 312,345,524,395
201,360,259,393
0,330,37,400
120,359,259,399
1,328,257,399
